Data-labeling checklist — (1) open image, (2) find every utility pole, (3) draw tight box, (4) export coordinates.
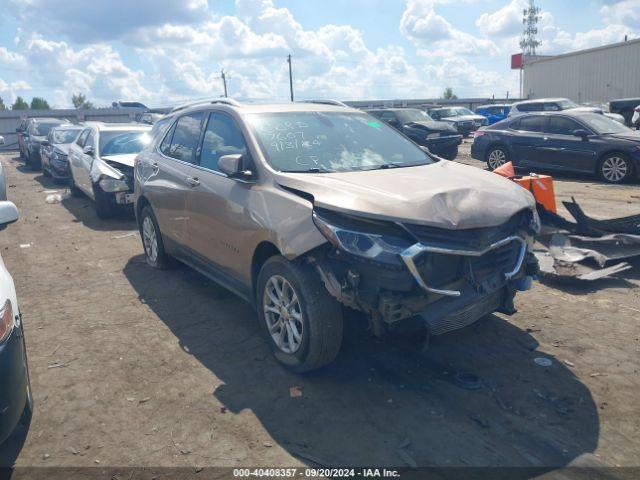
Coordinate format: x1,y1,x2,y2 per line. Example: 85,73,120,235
287,54,294,102
520,0,541,57
221,69,228,98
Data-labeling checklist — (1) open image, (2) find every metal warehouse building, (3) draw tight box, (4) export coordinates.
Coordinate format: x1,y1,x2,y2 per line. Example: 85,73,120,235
523,38,640,103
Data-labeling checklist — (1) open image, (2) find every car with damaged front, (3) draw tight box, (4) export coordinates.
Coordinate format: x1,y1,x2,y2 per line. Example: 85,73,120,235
135,100,540,372
365,108,462,160
40,125,83,182
427,107,488,136
68,122,151,219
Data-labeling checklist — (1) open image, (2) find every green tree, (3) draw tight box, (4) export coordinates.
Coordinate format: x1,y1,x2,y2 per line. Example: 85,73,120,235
11,96,29,110
442,87,458,100
30,97,50,110
71,92,94,109
0,97,5,110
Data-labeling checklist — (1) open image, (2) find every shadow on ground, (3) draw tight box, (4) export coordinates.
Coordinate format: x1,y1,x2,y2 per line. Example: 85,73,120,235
123,255,599,472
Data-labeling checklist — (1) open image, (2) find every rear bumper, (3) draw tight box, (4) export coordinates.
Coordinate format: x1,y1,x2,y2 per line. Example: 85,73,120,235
0,322,30,445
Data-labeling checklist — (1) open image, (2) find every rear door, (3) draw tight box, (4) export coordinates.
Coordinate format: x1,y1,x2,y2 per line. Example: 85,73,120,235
150,112,205,248
539,116,597,172
69,128,90,190
508,115,547,168
184,111,254,288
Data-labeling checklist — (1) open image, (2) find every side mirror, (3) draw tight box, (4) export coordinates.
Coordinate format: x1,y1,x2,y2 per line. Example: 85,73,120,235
572,129,590,140
83,145,95,156
218,154,252,179
0,201,19,230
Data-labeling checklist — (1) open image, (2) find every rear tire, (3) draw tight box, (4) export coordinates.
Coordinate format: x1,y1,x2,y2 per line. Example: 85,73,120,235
139,206,170,269
486,145,509,170
598,153,632,184
257,256,343,372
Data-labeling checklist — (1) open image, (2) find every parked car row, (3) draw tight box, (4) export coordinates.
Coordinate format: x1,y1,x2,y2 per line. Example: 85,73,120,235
471,110,640,183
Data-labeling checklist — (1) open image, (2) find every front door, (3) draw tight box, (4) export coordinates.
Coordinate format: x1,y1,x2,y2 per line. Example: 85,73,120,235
538,116,597,173
184,111,253,284
76,129,97,196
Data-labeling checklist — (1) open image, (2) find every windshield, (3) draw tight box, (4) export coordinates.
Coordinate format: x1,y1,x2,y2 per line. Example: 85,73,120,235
395,109,433,123
247,112,433,173
52,129,81,144
32,123,60,136
581,114,632,135
99,131,151,156
437,108,473,117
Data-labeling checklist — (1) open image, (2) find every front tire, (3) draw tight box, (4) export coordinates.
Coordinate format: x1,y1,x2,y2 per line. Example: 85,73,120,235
257,256,343,372
93,185,115,219
598,153,632,184
486,145,509,170
139,206,170,269
69,173,82,197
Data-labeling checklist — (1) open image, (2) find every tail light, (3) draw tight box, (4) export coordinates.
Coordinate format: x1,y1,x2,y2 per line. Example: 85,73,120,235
473,130,486,138
634,106,640,112
0,299,14,343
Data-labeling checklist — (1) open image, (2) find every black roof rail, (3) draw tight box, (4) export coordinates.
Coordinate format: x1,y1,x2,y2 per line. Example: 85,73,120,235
300,99,349,107
169,98,241,113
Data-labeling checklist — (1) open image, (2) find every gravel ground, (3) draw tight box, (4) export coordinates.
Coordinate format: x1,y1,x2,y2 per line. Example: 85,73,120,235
0,145,638,474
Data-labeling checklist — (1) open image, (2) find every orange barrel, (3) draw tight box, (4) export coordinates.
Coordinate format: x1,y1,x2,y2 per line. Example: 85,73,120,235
513,174,557,213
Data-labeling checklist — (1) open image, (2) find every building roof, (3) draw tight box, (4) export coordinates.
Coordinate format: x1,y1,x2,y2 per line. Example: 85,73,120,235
525,37,640,66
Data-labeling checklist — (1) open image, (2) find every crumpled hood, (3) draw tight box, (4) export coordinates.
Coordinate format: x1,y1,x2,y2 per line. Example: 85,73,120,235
405,120,458,134
54,144,71,156
101,153,137,168
440,114,485,123
275,161,535,229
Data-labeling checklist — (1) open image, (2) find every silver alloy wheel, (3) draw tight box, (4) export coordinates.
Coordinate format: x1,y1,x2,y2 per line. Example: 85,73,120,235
263,275,304,354
601,156,628,182
142,216,158,263
488,149,507,169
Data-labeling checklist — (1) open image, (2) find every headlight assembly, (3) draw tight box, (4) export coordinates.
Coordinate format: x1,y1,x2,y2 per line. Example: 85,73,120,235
99,177,129,193
312,211,412,265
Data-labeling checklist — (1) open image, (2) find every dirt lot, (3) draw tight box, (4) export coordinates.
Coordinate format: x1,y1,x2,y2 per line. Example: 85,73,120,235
0,143,639,474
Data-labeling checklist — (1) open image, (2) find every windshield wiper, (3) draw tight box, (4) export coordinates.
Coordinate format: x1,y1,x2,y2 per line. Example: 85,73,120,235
281,167,333,173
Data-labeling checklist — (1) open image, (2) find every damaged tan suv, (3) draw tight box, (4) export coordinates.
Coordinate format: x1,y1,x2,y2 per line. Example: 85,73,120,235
134,99,540,372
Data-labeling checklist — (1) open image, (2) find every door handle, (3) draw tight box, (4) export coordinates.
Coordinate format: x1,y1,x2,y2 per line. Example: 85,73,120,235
186,176,200,187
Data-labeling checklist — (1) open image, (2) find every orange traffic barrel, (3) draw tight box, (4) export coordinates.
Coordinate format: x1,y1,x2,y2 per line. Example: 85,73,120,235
513,174,557,213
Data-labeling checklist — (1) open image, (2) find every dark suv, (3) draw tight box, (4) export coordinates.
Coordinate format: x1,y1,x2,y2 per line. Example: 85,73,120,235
366,108,462,160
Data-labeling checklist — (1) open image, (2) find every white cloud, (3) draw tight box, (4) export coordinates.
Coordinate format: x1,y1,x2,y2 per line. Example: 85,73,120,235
400,0,499,57
600,1,640,30
475,0,525,37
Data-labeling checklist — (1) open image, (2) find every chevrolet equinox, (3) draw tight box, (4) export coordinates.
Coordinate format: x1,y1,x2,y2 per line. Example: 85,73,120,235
134,99,539,372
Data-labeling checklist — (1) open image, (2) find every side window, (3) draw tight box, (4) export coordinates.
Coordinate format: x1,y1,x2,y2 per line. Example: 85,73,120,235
546,117,582,135
199,112,248,172
86,130,96,148
517,116,545,132
543,103,560,111
167,113,204,164
378,111,397,123
76,129,90,147
160,122,176,156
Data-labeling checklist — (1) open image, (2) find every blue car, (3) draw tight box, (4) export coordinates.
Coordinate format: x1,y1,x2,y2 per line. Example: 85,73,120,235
471,111,640,184
474,104,511,125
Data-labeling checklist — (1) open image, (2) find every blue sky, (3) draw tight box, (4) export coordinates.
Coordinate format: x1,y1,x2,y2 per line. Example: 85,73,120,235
0,0,638,108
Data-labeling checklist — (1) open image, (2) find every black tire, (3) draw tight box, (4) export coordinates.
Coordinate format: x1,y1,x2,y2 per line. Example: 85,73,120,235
257,256,343,372
439,147,458,160
597,153,633,184
486,145,509,170
139,205,170,269
42,164,51,177
93,185,115,219
69,173,83,197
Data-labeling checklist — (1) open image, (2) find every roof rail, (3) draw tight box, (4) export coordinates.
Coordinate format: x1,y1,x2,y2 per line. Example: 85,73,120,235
300,99,349,107
169,98,241,113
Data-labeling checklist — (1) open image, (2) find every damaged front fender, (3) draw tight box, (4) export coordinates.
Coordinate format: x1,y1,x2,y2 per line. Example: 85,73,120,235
89,158,125,184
